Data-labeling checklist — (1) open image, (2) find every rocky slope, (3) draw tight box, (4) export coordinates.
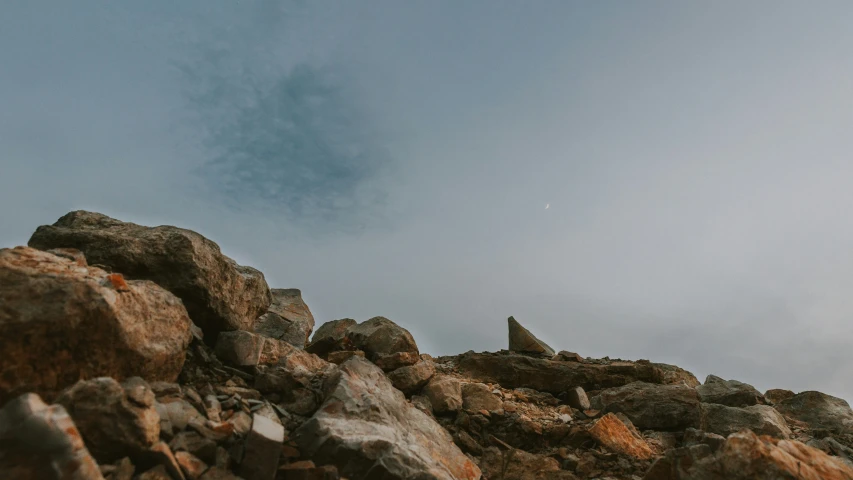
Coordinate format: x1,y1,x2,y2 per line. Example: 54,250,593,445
2,211,853,480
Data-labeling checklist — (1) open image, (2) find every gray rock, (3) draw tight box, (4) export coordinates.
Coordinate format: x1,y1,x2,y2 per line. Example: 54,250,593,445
461,383,504,414
238,414,284,480
696,375,764,407
682,428,726,453
293,356,481,480
306,319,357,357
763,389,795,405
507,316,555,356
566,386,591,411
56,377,160,463
422,375,463,414
28,210,271,340
774,391,853,434
254,288,315,349
699,403,791,438
344,317,419,359
0,393,104,480
387,360,436,395
596,382,701,431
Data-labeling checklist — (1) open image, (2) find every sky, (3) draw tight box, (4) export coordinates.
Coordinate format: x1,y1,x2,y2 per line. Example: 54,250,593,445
2,1,853,401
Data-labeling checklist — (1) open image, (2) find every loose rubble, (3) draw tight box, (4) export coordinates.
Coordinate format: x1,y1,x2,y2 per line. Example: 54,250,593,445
3,210,853,480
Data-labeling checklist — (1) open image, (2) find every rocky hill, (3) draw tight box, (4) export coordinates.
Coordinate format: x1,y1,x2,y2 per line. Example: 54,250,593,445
3,211,853,480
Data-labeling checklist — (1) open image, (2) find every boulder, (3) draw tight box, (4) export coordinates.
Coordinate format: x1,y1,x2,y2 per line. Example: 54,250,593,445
305,319,357,357
595,382,701,431
387,360,436,395
764,389,795,405
508,317,555,356
699,403,791,438
293,356,481,480
344,317,419,359
644,430,853,480
238,414,284,480
0,393,104,480
566,386,591,411
775,391,853,434
455,352,698,396
422,375,463,414
56,377,160,463
374,352,421,372
28,211,271,339
461,383,504,414
588,413,655,460
696,375,765,407
0,246,193,404
254,289,315,349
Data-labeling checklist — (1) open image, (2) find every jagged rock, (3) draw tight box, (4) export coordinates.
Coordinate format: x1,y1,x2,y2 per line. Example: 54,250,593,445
696,375,765,407
254,289,315,349
461,383,504,414
344,317,419,359
0,247,193,404
305,319,357,357
375,352,421,372
455,352,698,395
644,430,853,480
595,382,701,431
56,377,160,463
0,393,104,480
507,317,555,356
28,210,271,340
775,391,853,434
764,388,795,405
480,447,578,480
216,330,329,373
387,360,436,395
238,414,284,480
699,403,791,438
682,428,726,452
566,386,591,410
423,375,463,413
588,413,655,460
293,356,481,480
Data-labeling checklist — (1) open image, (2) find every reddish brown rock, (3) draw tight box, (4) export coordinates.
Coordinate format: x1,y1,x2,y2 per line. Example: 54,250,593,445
174,451,207,480
254,289,315,349
305,319,357,357
0,246,193,404
28,210,271,340
588,413,655,460
0,393,104,480
293,356,480,480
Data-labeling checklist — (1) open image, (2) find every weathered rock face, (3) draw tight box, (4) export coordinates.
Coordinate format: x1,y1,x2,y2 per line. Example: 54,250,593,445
595,382,701,431
344,317,419,360
645,430,853,480
0,393,104,480
455,352,698,395
775,391,853,434
27,211,271,340
306,319,357,357
588,413,655,460
56,377,160,463
699,403,791,438
507,317,555,356
254,289,315,349
293,357,481,480
0,246,193,404
696,375,765,407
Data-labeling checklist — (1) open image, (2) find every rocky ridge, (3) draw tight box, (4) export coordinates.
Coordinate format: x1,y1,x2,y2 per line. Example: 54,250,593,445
2,211,853,480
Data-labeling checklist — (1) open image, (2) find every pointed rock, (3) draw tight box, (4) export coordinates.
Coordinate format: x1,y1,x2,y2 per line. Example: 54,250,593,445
507,317,555,356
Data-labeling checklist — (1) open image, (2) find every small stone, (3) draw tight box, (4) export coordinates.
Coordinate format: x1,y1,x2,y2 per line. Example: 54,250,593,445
558,413,573,423
174,451,208,480
203,395,222,422
227,411,253,437
215,330,265,367
507,316,555,355
238,414,285,480
566,386,591,410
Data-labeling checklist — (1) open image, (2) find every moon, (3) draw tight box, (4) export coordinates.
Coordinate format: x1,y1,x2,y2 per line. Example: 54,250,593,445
545,203,550,210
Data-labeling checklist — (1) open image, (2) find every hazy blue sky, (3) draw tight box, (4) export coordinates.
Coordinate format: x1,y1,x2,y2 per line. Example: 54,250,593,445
3,1,853,401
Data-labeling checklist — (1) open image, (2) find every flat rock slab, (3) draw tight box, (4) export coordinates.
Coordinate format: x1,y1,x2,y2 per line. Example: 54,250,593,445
294,356,481,480
28,210,271,339
254,288,315,349
455,352,698,396
508,317,555,356
588,413,655,460
0,246,193,404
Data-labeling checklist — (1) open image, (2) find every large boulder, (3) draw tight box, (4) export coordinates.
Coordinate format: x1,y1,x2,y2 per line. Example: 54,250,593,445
0,393,104,480
305,318,357,357
774,391,853,434
293,356,481,480
595,382,701,431
0,247,193,404
507,316,555,356
56,377,160,463
28,211,271,340
696,375,765,407
455,352,698,396
253,288,315,349
644,430,853,480
699,403,791,438
344,317,419,360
